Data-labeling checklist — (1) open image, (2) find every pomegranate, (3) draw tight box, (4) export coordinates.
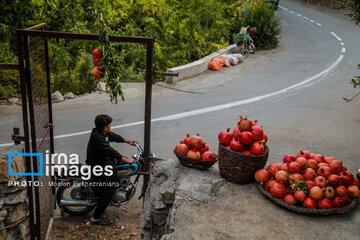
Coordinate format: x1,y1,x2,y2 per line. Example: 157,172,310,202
302,168,317,180
284,194,297,205
289,173,304,184
201,151,215,161
347,185,360,197
324,186,336,199
183,134,191,148
187,149,200,159
232,127,240,139
255,169,270,185
309,186,324,200
313,154,325,163
283,154,296,164
305,180,315,192
323,155,334,164
297,150,310,160
353,178,360,187
93,58,102,66
265,179,277,192
295,157,308,169
189,134,204,149
281,163,290,172
230,139,244,152
262,133,268,143
218,128,233,145
225,145,230,149
92,67,105,79
317,198,333,209
294,190,306,202
238,116,253,131
307,159,318,170
317,166,332,179
289,162,301,174
314,176,327,188
250,141,264,155
251,125,263,141
328,174,341,186
275,170,288,184
318,163,329,168
92,48,102,59
239,131,253,145
174,142,188,156
335,186,347,196
241,150,251,155
270,182,286,198
199,143,209,154
339,171,354,186
332,196,345,208
343,195,351,204
303,197,317,209
252,119,258,126
329,160,343,173
268,163,282,176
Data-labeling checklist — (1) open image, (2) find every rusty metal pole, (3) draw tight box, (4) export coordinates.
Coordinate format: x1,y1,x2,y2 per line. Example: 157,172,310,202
142,39,154,198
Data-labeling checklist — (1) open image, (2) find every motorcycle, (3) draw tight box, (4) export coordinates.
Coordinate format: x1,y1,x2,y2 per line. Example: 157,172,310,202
56,142,159,216
235,26,256,55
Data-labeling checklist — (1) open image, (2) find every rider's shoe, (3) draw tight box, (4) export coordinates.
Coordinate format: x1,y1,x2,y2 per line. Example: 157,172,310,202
90,217,112,225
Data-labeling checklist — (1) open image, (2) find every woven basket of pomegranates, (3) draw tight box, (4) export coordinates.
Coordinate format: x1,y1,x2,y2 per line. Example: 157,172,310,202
174,151,218,170
218,143,269,184
257,184,358,215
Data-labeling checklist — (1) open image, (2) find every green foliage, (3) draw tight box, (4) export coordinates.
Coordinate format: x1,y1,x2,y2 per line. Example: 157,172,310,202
334,0,360,25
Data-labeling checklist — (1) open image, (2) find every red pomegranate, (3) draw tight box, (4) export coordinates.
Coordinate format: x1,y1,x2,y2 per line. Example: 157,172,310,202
93,58,102,66
239,131,253,145
284,194,297,205
353,178,360,187
347,185,360,197
199,143,209,154
230,139,244,152
312,154,324,163
225,145,230,149
307,159,318,170
324,186,336,199
332,196,345,208
250,141,264,155
252,119,258,126
262,133,268,144
318,163,329,168
201,151,215,161
294,190,306,202
339,171,354,186
281,163,290,172
268,163,282,176
218,129,233,145
343,195,351,204
302,168,317,180
255,169,270,185
187,149,200,159
323,155,334,164
305,180,315,192
303,197,317,209
241,150,251,155
289,162,301,174
92,67,105,79
314,176,327,188
335,185,348,196
328,174,341,186
275,170,288,184
92,48,102,59
233,127,240,139
309,186,324,200
317,198,333,209
283,154,296,164
189,134,204,149
238,116,253,131
174,142,188,156
295,157,308,169
329,160,343,173
251,125,263,141
183,134,191,148
270,182,286,198
265,179,277,192
317,166,332,179
297,150,310,160
289,173,304,184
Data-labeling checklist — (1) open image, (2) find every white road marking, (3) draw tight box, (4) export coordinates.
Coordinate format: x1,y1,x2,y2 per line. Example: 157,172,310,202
279,6,289,11
342,47,346,53
316,23,322,27
297,13,302,17
310,19,315,23
290,11,295,14
303,16,309,20
331,32,342,41
341,42,344,46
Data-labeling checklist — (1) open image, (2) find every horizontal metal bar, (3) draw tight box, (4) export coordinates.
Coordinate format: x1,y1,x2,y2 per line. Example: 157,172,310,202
26,23,47,31
0,63,20,70
17,30,154,44
154,71,179,77
137,171,150,176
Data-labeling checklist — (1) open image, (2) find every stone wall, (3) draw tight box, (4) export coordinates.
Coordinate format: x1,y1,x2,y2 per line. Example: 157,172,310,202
0,147,30,240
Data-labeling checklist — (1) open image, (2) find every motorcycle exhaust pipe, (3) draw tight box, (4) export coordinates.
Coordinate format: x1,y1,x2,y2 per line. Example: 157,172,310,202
60,199,97,207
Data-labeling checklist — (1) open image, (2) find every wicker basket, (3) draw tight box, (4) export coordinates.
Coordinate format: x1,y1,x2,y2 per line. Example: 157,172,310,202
174,151,218,170
257,183,358,215
218,143,269,184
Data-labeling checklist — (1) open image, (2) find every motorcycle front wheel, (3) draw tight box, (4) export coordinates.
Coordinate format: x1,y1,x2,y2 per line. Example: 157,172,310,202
248,43,256,54
56,185,96,216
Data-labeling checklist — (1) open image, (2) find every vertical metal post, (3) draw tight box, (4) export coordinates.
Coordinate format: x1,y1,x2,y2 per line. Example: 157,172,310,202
16,31,35,240
142,39,154,197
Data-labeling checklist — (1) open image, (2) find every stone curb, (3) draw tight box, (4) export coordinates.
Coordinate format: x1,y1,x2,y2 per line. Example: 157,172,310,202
166,44,239,83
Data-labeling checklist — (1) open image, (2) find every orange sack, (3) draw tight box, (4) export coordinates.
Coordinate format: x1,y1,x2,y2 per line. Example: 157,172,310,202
209,58,225,71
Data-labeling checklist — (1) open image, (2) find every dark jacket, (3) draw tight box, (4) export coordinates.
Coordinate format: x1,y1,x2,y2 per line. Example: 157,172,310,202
86,128,125,166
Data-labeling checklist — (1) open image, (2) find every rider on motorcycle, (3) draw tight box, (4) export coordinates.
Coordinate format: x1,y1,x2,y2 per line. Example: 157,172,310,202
86,114,137,225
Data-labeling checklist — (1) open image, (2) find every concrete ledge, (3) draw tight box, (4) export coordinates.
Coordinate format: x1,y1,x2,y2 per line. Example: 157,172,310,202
166,44,239,83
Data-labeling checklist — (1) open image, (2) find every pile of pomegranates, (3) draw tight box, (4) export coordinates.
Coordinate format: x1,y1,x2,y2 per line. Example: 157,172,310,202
255,150,360,209
218,116,268,155
174,134,216,161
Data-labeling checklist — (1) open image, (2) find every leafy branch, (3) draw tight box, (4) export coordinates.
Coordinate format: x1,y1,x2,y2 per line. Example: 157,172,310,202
343,64,360,103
